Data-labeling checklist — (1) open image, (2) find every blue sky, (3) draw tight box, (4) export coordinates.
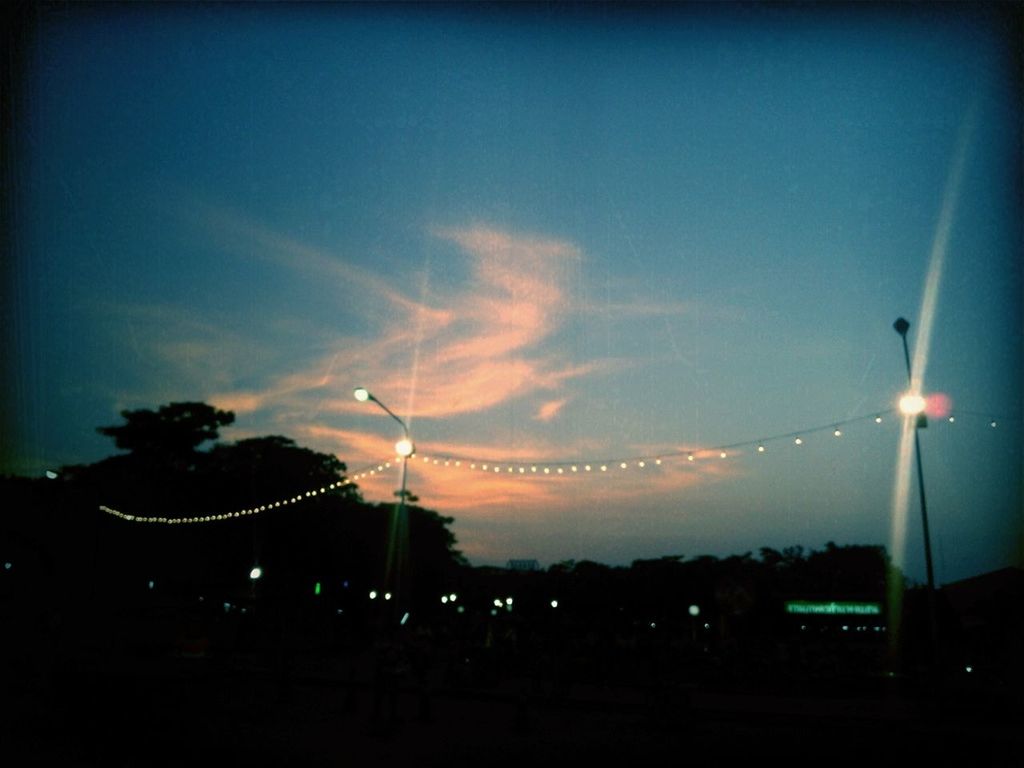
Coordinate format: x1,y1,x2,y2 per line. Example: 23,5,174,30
7,3,1021,582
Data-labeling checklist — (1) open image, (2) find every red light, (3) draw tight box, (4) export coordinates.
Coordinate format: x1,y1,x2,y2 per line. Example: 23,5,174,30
926,393,952,419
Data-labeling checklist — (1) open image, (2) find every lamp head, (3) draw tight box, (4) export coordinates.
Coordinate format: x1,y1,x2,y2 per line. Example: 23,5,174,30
899,392,926,415
395,438,415,458
893,317,910,337
353,387,371,402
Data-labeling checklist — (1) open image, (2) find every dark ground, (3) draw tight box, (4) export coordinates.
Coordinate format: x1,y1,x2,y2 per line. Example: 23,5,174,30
4,644,1021,767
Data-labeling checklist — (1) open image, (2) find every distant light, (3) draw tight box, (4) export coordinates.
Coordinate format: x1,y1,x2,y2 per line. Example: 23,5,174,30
353,387,370,402
655,459,661,465
400,612,409,625
45,470,58,480
223,602,231,612
688,604,700,617
249,567,262,580
336,609,343,615
493,599,503,608
395,438,414,457
148,580,155,590
841,625,849,631
965,666,973,673
4,562,11,571
505,597,513,605
384,592,392,601
704,622,710,629
990,420,997,428
794,437,803,445
441,596,448,604
687,453,694,462
600,465,607,472
757,445,765,453
490,609,497,616
620,462,627,469
585,465,592,471
948,416,955,423
457,606,465,614
449,593,457,602
650,622,656,629
638,461,645,468
550,600,558,608
899,393,926,416
314,582,321,596
833,429,842,437
719,451,727,459
369,590,378,600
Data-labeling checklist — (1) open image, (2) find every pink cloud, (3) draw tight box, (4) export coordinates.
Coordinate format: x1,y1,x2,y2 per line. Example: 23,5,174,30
198,221,596,425
535,398,569,422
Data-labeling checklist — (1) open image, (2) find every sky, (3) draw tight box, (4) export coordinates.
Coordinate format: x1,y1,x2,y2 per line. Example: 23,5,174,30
5,3,1021,584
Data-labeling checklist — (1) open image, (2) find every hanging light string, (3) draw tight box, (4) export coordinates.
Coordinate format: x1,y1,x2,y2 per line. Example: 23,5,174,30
100,406,1014,523
405,407,1014,473
410,409,899,473
99,458,398,524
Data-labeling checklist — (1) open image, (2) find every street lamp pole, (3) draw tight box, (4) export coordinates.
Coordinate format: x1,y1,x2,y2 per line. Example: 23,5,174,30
892,317,939,671
354,387,414,614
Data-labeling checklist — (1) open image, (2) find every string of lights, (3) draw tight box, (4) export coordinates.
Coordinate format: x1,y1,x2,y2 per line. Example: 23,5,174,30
405,408,1013,474
99,459,397,525
101,407,1014,524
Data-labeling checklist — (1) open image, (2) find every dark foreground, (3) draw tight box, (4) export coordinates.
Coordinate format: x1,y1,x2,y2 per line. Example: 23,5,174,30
4,646,1021,767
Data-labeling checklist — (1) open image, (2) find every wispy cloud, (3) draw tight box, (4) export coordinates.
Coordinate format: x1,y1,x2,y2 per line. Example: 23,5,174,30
192,215,597,424
102,208,745,564
535,398,569,422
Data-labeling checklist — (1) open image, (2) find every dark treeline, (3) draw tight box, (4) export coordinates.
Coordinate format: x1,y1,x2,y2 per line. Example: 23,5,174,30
0,402,1001,691
5,402,1022,768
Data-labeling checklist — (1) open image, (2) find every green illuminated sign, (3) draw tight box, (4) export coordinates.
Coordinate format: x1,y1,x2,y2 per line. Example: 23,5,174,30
314,582,321,596
785,600,881,616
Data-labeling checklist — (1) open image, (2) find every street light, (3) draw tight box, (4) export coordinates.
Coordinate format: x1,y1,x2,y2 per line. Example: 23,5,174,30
893,317,938,670
354,387,414,613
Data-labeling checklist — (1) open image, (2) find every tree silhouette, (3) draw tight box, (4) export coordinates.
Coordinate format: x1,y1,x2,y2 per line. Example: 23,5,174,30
97,402,234,469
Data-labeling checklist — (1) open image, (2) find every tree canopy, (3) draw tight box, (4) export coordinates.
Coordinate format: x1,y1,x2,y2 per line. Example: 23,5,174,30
96,402,234,466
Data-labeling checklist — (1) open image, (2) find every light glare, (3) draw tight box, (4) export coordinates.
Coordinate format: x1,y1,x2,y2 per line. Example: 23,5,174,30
899,393,927,415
